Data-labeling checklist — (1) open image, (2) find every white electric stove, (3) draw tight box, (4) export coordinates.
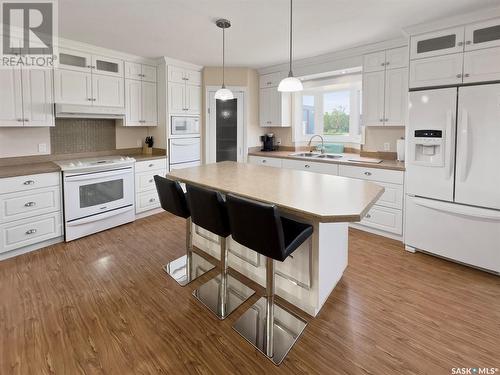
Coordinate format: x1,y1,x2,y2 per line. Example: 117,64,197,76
55,156,136,241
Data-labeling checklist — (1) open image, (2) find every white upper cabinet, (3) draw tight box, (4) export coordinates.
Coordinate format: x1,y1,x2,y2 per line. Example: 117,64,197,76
92,74,124,107
464,18,500,51
21,69,54,127
54,69,92,105
123,79,157,126
168,66,201,115
0,68,23,127
259,87,290,127
0,68,53,127
92,55,123,77
384,68,408,126
58,49,92,73
385,47,408,69
363,48,408,127
125,62,157,83
142,81,157,125
363,51,386,73
409,53,463,88
410,27,465,60
463,46,500,83
362,71,385,126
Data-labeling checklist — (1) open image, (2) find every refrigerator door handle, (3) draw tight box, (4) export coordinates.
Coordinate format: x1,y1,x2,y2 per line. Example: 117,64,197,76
446,110,454,180
412,197,500,221
458,109,470,182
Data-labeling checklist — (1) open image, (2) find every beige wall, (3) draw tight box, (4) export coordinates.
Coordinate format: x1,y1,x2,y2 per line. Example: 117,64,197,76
363,126,405,152
0,127,51,158
116,126,148,149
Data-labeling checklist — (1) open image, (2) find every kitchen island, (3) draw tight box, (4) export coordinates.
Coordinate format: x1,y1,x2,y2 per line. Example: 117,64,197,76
167,161,384,316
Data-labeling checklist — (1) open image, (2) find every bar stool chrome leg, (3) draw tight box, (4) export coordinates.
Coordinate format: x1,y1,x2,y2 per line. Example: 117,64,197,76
233,257,308,365
193,236,255,319
163,218,215,286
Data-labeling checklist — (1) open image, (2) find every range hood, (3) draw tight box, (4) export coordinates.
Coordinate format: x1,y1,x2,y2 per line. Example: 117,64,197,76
55,104,125,119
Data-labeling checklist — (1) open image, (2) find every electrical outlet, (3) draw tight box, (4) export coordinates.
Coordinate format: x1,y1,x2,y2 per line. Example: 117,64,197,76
383,142,390,151
38,143,47,153
136,139,142,147
276,138,282,145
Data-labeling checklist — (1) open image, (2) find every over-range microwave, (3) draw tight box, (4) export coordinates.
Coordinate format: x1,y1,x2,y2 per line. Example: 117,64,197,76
171,116,200,136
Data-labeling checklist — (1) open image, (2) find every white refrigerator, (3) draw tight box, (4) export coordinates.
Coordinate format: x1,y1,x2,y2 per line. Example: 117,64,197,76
405,84,500,273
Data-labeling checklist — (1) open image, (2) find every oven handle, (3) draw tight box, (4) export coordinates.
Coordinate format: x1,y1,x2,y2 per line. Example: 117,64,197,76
64,168,132,181
66,206,133,226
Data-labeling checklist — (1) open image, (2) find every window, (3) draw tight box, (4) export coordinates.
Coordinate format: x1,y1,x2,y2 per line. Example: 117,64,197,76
295,74,362,143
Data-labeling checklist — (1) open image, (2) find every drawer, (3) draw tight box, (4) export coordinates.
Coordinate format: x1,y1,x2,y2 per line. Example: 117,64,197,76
247,156,282,168
339,165,404,185
360,205,402,235
373,181,403,210
135,158,167,173
0,172,60,195
136,190,161,213
0,186,61,223
135,169,166,193
0,212,62,254
282,159,338,175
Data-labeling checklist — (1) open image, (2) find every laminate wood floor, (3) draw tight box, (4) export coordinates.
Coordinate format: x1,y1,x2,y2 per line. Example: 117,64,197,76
0,212,498,375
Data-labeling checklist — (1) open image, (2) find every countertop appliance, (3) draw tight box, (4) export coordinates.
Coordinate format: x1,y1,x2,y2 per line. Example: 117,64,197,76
261,133,277,151
170,116,200,137
405,84,500,273
55,156,136,241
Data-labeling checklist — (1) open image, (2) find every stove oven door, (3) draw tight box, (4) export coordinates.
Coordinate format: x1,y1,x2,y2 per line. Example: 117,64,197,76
63,166,134,222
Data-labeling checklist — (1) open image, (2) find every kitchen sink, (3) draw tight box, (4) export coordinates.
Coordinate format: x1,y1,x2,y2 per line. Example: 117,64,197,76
289,152,343,160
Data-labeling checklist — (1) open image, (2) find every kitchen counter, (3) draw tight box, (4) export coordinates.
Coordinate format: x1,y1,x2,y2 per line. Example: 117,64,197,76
248,150,405,171
168,161,384,316
0,148,167,178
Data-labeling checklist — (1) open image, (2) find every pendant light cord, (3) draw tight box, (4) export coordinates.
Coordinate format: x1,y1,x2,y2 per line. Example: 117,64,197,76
222,27,226,88
289,0,293,77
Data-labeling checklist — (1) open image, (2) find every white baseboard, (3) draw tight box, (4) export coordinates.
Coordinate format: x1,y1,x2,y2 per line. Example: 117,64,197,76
135,207,163,220
0,236,64,262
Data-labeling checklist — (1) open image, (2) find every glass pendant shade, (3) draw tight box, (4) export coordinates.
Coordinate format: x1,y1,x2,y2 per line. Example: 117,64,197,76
214,87,234,101
278,75,303,92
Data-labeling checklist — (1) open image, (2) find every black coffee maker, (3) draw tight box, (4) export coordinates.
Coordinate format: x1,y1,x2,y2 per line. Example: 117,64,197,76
261,133,277,152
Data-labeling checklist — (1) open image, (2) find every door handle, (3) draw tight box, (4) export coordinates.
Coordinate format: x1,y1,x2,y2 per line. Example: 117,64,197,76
459,109,470,182
446,110,454,180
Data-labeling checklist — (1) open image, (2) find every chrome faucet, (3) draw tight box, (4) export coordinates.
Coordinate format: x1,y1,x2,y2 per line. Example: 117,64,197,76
307,135,325,153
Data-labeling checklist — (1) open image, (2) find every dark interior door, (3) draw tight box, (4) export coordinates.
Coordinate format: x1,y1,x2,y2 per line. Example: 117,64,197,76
216,98,237,162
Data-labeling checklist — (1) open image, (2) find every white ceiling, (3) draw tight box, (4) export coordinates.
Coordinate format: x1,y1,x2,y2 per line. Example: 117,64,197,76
59,0,498,68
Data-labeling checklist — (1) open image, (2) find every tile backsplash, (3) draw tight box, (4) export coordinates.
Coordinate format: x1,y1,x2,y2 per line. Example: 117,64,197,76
50,119,116,154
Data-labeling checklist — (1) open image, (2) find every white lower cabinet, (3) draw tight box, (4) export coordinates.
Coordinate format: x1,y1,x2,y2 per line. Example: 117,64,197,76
360,205,403,235
282,159,338,175
134,159,167,214
0,172,62,256
247,155,283,168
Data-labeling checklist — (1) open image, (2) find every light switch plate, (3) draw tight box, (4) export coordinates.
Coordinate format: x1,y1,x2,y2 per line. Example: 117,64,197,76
38,143,47,153
383,142,390,151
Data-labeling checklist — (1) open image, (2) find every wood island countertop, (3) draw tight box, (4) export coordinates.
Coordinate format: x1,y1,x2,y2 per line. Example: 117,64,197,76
168,161,384,223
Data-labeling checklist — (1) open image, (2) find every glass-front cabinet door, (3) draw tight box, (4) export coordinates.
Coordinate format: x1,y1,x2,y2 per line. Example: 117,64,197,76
92,55,124,77
465,18,500,51
410,27,465,59
58,48,92,73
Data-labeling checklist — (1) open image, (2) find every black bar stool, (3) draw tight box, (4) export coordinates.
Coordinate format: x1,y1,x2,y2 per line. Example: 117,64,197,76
154,175,215,286
226,194,313,365
187,184,255,319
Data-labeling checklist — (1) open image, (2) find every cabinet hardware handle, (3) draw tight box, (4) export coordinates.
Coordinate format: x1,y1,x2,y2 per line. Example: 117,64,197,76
380,118,384,122
149,198,156,202
262,160,267,163
24,118,29,122
23,180,35,185
384,118,389,122
305,164,310,168
149,179,153,183
92,65,96,69
24,202,36,207
17,118,23,122
381,62,385,66
148,164,154,167
267,81,272,85
86,65,92,68
465,41,472,45
92,98,97,101
457,41,464,46
365,214,372,219
385,62,389,66
456,74,462,78
87,98,92,101
364,171,372,176
25,229,37,235
464,73,470,78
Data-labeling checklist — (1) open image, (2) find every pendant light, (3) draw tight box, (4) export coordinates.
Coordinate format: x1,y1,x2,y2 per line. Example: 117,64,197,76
278,0,303,92
214,19,234,101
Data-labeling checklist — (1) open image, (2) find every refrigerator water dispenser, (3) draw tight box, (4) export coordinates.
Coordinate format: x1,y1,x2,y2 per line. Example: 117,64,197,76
412,130,444,166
